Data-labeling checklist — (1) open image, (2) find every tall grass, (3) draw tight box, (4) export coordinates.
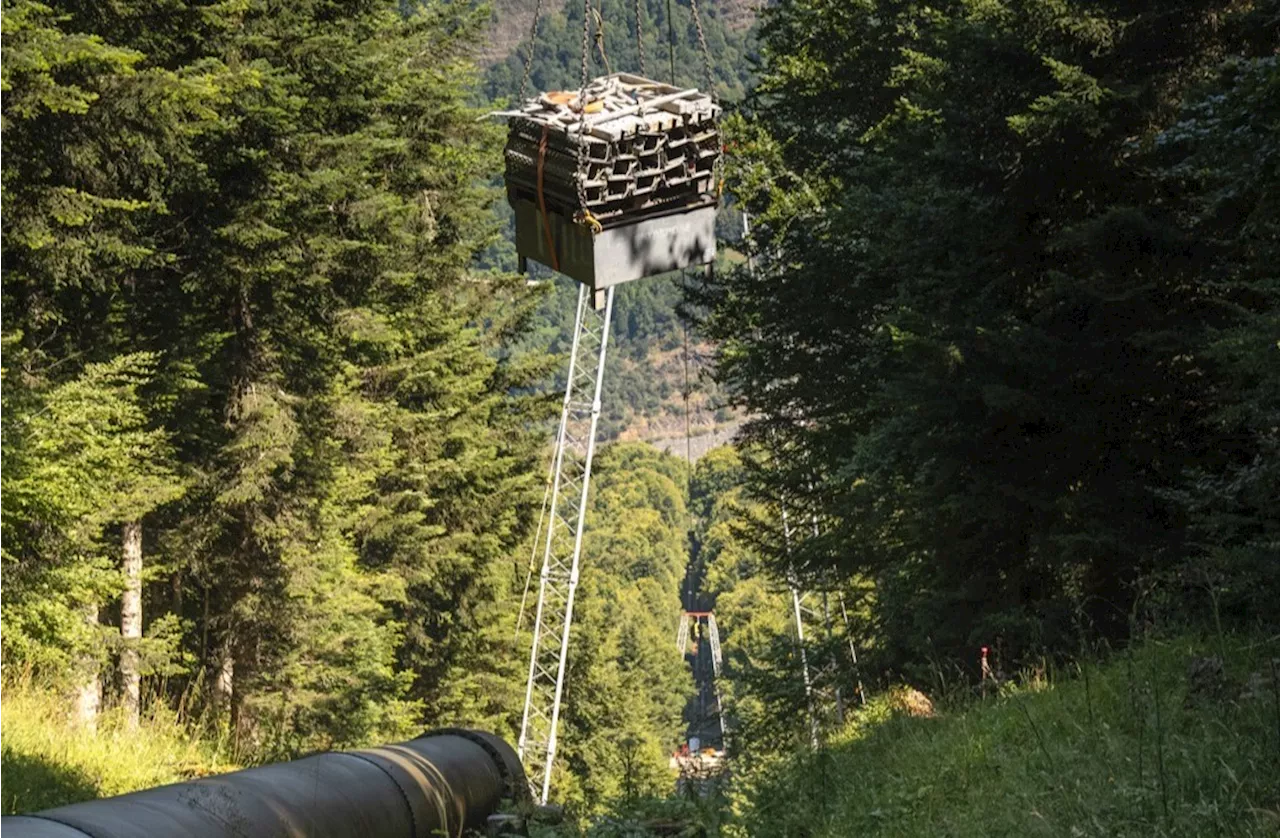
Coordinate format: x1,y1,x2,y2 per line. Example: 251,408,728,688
732,633,1280,837
1,677,235,815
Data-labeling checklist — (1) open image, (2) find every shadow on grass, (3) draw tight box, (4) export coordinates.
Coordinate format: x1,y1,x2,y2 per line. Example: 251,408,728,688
2,745,101,815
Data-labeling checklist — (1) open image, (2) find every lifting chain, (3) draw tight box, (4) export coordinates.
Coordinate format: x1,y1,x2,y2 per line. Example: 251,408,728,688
634,0,646,76
574,0,592,223
567,0,721,227
688,0,715,101
517,0,545,104
687,0,724,196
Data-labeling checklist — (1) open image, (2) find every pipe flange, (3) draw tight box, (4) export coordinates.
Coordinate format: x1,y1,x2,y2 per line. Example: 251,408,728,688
423,728,531,805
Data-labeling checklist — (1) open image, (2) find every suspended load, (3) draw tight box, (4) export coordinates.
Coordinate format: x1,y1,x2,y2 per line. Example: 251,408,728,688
492,73,721,303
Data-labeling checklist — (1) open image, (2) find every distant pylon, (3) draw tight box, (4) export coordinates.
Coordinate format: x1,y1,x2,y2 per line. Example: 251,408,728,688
707,612,728,752
706,612,723,678
781,505,820,749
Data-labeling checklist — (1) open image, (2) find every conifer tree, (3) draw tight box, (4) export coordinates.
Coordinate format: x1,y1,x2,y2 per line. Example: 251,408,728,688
2,0,205,719
3,0,552,752
699,0,1277,673
134,0,550,747
1159,49,1280,624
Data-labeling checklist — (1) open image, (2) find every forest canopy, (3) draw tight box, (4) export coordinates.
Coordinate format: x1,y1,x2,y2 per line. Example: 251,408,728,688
2,0,550,752
695,0,1280,680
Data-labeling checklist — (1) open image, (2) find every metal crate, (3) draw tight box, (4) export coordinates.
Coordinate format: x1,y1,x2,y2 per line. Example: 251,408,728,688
492,73,721,298
513,199,717,306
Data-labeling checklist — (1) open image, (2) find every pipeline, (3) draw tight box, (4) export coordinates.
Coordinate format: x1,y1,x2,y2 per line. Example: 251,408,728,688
2,728,528,838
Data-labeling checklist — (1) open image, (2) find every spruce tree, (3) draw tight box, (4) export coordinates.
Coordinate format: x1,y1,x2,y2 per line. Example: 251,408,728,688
699,0,1275,672
2,0,204,717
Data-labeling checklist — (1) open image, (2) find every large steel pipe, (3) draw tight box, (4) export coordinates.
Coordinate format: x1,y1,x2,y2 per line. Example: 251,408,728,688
2,728,527,838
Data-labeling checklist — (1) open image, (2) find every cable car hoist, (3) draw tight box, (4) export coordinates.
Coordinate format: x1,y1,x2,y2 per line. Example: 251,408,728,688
491,0,723,805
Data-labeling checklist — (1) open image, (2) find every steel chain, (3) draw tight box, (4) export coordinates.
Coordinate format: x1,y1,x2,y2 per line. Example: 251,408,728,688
518,0,546,104
687,0,724,198
567,0,721,220
688,0,715,100
575,0,592,218
634,0,646,76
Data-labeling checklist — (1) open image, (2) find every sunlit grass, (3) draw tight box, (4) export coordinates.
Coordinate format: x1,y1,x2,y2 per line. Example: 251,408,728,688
1,677,236,815
737,633,1280,837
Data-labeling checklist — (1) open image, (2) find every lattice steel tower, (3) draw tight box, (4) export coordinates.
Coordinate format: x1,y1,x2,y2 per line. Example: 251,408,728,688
781,499,869,748
518,285,615,803
677,611,728,751
781,505,821,748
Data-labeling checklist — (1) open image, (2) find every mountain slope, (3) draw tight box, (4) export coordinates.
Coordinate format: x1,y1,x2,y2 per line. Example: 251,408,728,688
477,0,557,65
480,0,758,101
480,0,758,66
732,633,1280,837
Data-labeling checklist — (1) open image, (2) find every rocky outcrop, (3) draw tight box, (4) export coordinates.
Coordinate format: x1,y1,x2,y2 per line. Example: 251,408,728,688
478,0,566,65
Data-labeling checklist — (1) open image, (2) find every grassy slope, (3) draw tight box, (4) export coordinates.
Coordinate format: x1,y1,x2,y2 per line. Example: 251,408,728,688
1,680,233,815
7,634,1277,834
737,634,1280,837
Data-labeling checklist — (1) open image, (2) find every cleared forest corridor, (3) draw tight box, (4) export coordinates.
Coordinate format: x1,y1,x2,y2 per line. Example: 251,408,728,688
677,472,727,785
676,611,727,795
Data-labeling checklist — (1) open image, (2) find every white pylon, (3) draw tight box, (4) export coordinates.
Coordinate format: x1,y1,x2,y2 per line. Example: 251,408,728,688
805,495,867,712
838,593,868,706
679,611,729,752
781,505,820,749
810,506,845,725
518,284,615,804
706,612,723,678
707,612,728,752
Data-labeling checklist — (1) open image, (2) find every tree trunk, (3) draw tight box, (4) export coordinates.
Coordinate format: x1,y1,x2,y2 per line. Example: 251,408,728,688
120,521,143,729
213,641,234,718
171,571,182,617
75,603,101,733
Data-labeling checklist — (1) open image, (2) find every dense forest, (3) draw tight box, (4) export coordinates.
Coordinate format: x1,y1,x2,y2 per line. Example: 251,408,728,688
3,0,1278,834
695,0,1278,679
2,0,552,753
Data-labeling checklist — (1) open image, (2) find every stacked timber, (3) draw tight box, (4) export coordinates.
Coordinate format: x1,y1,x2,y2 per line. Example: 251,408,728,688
492,73,722,228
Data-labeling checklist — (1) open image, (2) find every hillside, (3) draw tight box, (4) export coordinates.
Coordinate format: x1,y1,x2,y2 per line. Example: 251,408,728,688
479,0,758,67
732,633,1280,838
513,274,737,446
481,0,758,102
524,632,1280,837
478,0,546,65
1,682,233,815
